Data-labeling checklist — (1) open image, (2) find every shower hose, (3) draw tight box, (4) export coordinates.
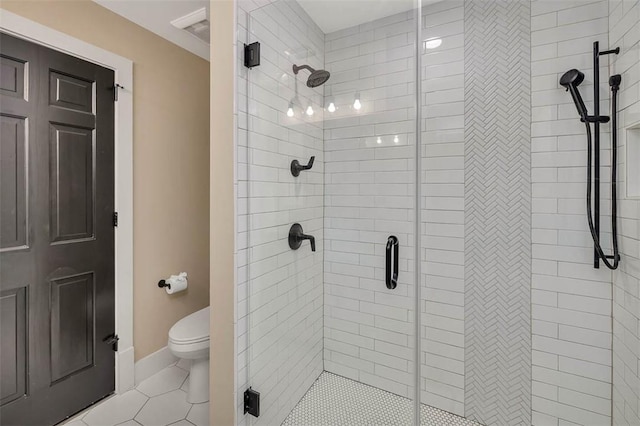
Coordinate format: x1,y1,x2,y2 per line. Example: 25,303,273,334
583,82,620,270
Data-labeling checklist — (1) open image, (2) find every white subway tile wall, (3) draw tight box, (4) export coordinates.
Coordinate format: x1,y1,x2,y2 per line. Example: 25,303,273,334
322,10,418,401
236,1,325,425
421,0,466,416
531,1,615,425
610,0,640,424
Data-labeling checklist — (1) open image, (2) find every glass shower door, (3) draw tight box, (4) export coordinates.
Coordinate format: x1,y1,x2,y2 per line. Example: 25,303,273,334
238,0,421,424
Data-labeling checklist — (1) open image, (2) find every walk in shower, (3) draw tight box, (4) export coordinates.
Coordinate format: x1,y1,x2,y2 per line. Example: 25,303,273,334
236,1,640,425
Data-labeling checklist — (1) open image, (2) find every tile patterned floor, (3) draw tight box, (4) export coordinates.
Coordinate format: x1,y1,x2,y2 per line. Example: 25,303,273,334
282,372,482,426
62,368,478,426
60,359,208,426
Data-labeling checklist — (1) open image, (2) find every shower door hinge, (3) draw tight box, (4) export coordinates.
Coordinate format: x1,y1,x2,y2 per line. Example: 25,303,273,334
113,212,118,227
244,42,261,68
244,387,260,417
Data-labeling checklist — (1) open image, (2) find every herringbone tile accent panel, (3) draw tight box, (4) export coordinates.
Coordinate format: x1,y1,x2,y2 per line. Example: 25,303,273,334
463,1,532,425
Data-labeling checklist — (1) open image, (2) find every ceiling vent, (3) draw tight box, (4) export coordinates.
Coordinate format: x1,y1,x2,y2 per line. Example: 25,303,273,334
170,7,210,43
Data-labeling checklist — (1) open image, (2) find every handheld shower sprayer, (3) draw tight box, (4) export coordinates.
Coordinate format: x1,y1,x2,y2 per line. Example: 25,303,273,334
559,69,588,120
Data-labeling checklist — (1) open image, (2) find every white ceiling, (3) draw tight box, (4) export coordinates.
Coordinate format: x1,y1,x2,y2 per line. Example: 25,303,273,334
297,0,415,34
92,0,428,61
93,0,210,60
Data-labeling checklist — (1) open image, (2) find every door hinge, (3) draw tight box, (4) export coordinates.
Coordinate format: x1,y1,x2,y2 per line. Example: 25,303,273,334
113,83,124,101
103,334,119,352
113,212,118,227
244,387,260,417
244,42,260,68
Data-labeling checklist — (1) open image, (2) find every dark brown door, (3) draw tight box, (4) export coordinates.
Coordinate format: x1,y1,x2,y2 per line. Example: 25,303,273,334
0,33,115,426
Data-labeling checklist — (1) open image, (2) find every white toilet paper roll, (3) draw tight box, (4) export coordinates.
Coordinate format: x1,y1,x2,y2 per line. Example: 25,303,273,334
165,272,188,294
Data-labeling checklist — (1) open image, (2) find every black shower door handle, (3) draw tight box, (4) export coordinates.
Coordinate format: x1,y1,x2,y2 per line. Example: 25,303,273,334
386,236,398,289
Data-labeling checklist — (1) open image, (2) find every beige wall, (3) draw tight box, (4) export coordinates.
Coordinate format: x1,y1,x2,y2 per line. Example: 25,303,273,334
209,0,235,424
1,0,211,361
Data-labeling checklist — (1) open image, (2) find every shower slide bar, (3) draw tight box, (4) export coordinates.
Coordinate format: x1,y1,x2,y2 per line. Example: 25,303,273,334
560,41,621,270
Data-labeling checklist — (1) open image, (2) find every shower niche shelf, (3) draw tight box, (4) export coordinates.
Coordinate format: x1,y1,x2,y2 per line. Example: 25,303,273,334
627,121,640,199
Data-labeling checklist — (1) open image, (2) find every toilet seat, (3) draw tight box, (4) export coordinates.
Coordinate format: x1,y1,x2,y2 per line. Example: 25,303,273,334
169,306,210,344
168,307,210,360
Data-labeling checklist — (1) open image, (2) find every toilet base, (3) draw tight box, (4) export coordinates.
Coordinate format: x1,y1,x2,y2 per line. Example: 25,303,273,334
188,357,209,403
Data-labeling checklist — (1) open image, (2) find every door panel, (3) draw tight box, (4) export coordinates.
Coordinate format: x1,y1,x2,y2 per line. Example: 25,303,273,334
0,32,115,426
0,55,26,99
50,272,95,382
49,123,95,243
0,287,27,406
0,114,27,250
49,71,94,113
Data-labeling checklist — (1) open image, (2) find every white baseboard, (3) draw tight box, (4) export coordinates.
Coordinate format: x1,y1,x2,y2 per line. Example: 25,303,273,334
134,346,177,386
116,346,135,393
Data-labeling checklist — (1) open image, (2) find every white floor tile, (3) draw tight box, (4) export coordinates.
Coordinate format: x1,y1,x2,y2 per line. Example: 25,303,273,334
84,390,148,426
282,372,481,426
176,358,191,371
167,421,194,426
60,406,89,425
62,421,88,426
180,377,189,393
136,366,189,398
115,421,142,426
135,389,191,426
186,402,209,426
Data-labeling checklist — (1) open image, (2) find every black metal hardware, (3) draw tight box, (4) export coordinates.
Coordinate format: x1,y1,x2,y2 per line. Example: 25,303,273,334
610,74,621,90
385,236,398,289
600,47,620,56
288,223,316,252
113,83,124,101
291,156,315,177
580,115,610,124
593,41,601,267
113,212,118,227
158,280,171,289
103,334,119,352
244,388,260,417
561,42,620,269
244,42,261,68
590,41,621,269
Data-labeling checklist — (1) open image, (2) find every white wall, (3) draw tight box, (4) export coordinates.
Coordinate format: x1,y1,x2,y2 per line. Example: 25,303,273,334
530,1,615,424
421,0,466,416
322,10,418,400
236,1,325,425
610,0,640,424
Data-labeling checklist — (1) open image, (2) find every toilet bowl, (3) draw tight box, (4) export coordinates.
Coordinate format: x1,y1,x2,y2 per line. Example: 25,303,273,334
168,306,210,403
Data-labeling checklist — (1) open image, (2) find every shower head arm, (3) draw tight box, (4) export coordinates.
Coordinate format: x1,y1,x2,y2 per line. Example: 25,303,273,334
293,64,316,75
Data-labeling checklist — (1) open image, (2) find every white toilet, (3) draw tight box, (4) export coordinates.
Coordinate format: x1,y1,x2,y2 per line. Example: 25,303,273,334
168,306,210,403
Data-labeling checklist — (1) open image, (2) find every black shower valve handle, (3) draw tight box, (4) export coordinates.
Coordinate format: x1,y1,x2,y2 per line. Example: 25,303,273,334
291,156,315,177
288,223,316,252
304,234,316,252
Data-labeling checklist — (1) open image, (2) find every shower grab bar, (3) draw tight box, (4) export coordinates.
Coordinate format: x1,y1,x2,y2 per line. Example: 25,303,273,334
386,236,398,290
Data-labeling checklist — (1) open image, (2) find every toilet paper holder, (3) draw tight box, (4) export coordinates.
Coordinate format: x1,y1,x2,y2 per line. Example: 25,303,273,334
158,272,188,293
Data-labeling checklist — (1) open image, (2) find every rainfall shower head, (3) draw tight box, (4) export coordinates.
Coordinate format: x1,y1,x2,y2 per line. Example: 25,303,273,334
560,69,588,119
293,64,330,88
